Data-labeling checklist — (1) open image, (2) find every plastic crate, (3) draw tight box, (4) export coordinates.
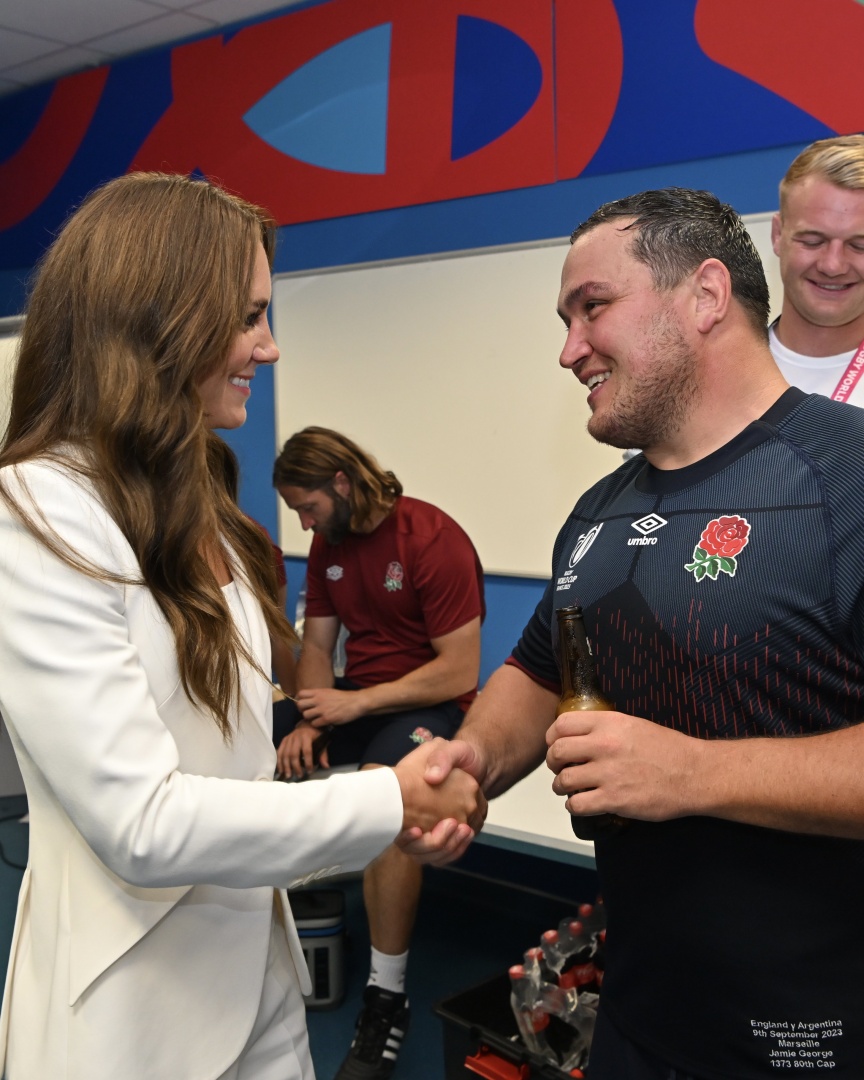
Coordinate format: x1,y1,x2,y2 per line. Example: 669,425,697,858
435,972,587,1079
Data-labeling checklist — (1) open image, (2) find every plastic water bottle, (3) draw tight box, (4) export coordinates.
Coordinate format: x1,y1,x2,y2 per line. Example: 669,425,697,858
557,921,600,993
537,981,594,1072
522,945,555,988
508,964,552,1058
572,900,606,938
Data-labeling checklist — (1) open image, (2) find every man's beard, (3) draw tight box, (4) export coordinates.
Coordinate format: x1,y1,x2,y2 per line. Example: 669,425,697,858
319,492,353,545
587,313,702,451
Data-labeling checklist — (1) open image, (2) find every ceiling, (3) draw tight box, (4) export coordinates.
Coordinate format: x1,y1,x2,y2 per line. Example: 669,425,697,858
0,0,311,100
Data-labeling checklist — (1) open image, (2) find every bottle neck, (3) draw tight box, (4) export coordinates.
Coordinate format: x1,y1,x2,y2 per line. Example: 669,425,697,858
558,614,599,702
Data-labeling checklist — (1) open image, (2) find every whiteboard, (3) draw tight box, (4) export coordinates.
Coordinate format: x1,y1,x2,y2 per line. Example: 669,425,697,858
0,322,22,445
273,212,781,577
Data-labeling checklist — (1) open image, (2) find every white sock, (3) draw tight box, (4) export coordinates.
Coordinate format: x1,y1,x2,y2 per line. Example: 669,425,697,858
368,946,408,995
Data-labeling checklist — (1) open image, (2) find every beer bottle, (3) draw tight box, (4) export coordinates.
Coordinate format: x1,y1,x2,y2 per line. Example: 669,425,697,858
555,604,626,840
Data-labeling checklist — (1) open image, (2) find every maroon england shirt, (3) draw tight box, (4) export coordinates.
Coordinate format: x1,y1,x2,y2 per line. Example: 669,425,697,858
304,496,484,710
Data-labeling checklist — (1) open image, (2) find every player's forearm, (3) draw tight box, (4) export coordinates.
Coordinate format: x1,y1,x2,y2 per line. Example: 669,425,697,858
270,637,297,697
296,645,335,693
686,723,864,837
351,654,476,716
456,664,558,799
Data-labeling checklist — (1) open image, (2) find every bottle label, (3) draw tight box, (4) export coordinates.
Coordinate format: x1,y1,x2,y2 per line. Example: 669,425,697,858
559,962,597,990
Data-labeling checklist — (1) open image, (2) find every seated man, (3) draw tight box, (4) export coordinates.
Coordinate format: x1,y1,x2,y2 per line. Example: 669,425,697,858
273,426,484,1080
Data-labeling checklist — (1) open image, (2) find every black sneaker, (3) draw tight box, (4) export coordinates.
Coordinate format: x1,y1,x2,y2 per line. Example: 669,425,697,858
334,986,410,1079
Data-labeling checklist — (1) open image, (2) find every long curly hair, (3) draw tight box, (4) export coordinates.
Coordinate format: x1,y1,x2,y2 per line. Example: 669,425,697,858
273,426,402,532
0,172,297,737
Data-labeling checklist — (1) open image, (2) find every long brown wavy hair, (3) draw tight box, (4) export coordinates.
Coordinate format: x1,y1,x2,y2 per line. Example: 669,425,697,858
0,172,297,738
273,426,403,532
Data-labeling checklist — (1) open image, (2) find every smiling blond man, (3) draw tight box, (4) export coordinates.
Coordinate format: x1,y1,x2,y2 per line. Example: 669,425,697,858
771,135,864,404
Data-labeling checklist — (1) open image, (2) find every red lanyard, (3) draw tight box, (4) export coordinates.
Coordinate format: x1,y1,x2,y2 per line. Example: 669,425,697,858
831,340,864,402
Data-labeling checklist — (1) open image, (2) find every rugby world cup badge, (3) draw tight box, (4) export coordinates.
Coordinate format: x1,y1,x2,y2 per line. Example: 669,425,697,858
556,523,603,591
569,524,603,568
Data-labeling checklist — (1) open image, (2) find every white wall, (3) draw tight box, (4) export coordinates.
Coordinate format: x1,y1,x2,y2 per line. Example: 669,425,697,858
0,326,20,445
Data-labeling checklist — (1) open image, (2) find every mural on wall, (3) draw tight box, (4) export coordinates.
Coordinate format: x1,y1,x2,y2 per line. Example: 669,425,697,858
0,0,859,271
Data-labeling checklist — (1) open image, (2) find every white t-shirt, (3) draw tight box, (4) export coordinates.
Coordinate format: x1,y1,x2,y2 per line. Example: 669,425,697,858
769,323,864,407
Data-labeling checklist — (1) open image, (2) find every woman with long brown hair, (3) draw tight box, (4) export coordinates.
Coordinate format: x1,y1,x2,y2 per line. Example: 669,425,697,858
0,173,482,1080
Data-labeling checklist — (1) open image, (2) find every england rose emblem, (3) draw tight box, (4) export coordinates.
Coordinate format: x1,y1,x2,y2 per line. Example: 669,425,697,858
384,561,404,592
685,515,750,581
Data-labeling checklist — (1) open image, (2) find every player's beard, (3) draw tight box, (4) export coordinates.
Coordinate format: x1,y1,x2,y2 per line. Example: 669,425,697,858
320,492,354,545
587,311,702,451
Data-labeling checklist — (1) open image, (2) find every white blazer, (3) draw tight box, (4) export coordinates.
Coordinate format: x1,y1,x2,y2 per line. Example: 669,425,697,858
0,459,403,1080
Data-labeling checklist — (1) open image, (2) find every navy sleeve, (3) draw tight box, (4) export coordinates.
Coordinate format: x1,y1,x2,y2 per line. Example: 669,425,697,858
508,578,560,690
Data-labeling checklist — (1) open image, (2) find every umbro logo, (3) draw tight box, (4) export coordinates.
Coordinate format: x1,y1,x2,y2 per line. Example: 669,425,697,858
631,514,667,535
628,514,667,547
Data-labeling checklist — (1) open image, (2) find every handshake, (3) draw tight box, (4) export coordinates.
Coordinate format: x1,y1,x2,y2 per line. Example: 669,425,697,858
391,738,487,866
